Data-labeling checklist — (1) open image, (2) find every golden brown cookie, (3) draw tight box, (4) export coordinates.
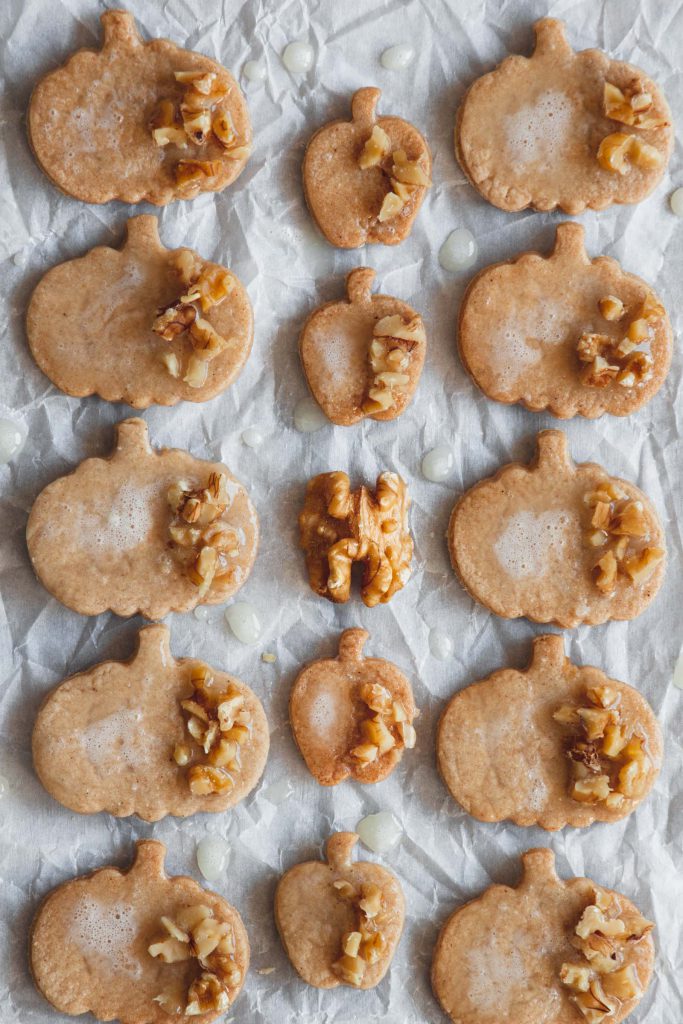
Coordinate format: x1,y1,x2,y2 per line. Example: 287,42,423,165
28,10,251,205
27,216,253,408
30,839,249,1023
289,629,417,786
458,223,672,418
275,832,404,990
32,624,269,821
299,470,413,606
303,87,431,248
431,848,654,1024
456,18,673,214
448,430,665,628
437,634,661,830
299,267,427,425
26,418,258,619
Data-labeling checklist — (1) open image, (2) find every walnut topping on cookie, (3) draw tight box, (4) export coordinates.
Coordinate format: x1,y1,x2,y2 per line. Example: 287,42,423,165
577,292,663,391
603,81,669,130
332,880,388,987
597,132,663,175
362,313,426,414
560,887,654,1022
358,133,431,224
583,484,663,595
299,471,413,607
174,663,252,796
554,684,653,808
149,903,242,1014
167,471,242,598
350,681,415,767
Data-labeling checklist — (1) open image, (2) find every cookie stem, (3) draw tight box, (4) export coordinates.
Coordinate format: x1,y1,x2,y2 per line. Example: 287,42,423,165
124,215,162,251
350,87,381,130
530,634,566,671
101,10,141,50
551,223,588,262
346,267,376,305
114,417,153,457
132,839,167,876
532,18,572,59
534,430,572,473
135,624,173,666
326,832,358,871
338,629,369,662
520,848,558,888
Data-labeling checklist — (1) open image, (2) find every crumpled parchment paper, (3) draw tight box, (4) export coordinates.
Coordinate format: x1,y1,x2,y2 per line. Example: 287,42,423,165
0,0,682,1020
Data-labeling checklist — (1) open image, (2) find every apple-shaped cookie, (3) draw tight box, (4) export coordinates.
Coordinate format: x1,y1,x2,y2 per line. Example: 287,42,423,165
458,223,672,418
437,634,661,830
32,624,269,821
27,216,253,408
30,840,249,1023
290,629,417,786
448,430,665,627
300,267,427,425
275,832,404,990
456,18,672,214
303,87,431,248
28,10,251,205
432,849,654,1024
26,418,258,619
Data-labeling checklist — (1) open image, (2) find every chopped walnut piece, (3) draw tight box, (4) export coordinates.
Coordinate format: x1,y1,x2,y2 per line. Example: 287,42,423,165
378,191,405,222
160,352,181,378
359,125,391,169
584,486,661,596
593,550,618,594
176,159,224,186
188,764,234,795
176,667,251,794
332,880,386,987
391,149,431,187
362,313,424,416
598,295,625,321
603,81,668,129
350,742,379,765
623,545,664,584
597,130,663,175
153,301,197,341
616,352,653,388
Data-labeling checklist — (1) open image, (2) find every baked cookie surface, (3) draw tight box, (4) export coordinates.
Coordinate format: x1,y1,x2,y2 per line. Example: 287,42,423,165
32,624,269,821
437,634,661,830
26,418,258,619
448,430,665,628
431,849,654,1024
290,629,417,786
28,10,251,205
458,223,671,418
456,18,672,214
275,832,404,990
303,87,431,248
300,267,426,425
30,840,249,1023
27,216,253,408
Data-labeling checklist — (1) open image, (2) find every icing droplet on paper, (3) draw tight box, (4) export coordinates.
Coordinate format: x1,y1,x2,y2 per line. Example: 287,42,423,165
422,445,454,482
429,629,453,661
225,602,261,644
357,811,403,853
669,187,683,216
193,606,210,622
0,418,26,464
264,778,293,805
241,427,264,448
243,60,266,83
380,44,414,70
672,652,683,690
294,397,328,433
196,835,230,882
282,42,314,74
439,229,478,271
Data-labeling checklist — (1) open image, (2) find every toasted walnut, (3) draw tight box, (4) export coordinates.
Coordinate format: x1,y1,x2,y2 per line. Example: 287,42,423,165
167,472,241,597
362,313,424,416
598,295,625,321
580,357,619,388
153,301,197,341
597,131,662,175
623,545,664,584
593,550,618,593
332,881,386,988
616,352,653,389
391,149,431,187
359,125,391,169
583,487,661,596
378,191,405,222
176,670,251,794
603,81,667,129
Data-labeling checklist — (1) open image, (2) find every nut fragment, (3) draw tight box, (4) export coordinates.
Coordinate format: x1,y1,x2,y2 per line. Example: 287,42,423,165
391,149,431,187
332,880,386,987
176,667,251,794
378,191,405,222
598,295,625,321
597,131,663,174
358,125,391,169
603,81,667,129
583,486,661,597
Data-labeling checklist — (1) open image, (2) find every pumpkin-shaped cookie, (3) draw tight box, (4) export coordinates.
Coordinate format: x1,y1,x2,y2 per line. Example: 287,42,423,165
299,268,426,425
448,430,665,628
26,418,258,619
275,832,404,990
456,18,673,214
290,629,417,786
28,10,251,205
32,624,269,821
458,223,671,418
437,634,661,830
27,216,253,408
432,849,654,1024
303,87,431,248
30,840,249,1023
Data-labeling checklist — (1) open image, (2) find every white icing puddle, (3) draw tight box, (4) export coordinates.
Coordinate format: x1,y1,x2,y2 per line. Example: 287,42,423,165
71,898,141,977
505,90,574,168
294,397,328,433
307,687,342,740
80,709,144,769
0,418,26,463
225,602,261,644
494,510,571,578
357,811,403,853
196,836,230,881
282,41,314,73
380,44,414,70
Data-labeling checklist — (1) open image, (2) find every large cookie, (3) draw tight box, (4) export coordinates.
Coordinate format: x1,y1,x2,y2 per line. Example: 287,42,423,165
30,840,249,1023
458,223,671,418
448,430,665,628
28,10,251,205
299,267,426,425
26,418,258,619
27,216,253,408
431,849,654,1024
275,832,404,990
456,18,673,214
437,634,661,830
303,87,431,248
33,624,269,821
289,629,417,786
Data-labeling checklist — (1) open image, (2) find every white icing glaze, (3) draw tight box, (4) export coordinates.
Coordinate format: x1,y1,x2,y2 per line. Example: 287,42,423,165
429,628,453,661
80,709,145,769
670,187,683,216
196,835,230,881
380,44,414,70
306,686,343,739
13,249,28,267
263,778,293,805
243,60,266,83
505,90,574,168
465,943,531,1016
294,397,328,433
282,42,314,74
422,446,454,483
193,606,210,621
70,898,141,977
486,320,542,389
0,418,26,463
225,601,261,644
357,811,403,853
439,228,478,271
673,651,683,690
494,510,572,578
241,427,264,448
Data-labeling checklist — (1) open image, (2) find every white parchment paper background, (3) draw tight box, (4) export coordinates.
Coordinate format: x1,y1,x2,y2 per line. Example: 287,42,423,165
0,0,682,1020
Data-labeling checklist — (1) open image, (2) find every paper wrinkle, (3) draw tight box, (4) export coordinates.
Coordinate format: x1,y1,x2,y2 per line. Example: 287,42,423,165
1,0,682,1020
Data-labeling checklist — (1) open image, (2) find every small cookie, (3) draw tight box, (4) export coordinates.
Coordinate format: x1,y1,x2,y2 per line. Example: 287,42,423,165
299,470,413,606
448,430,665,628
28,10,251,205
431,848,654,1024
437,634,661,830
290,629,417,786
32,624,269,821
30,839,249,1022
303,87,431,248
300,267,426,425
456,18,673,214
26,418,258,619
458,223,672,418
275,832,404,990
27,216,253,408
